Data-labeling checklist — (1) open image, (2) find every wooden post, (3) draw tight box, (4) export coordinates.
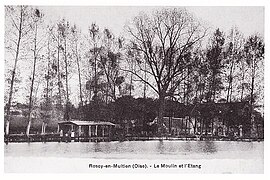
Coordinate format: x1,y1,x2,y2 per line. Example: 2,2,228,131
239,125,243,137
78,126,81,136
95,125,98,136
108,125,111,139
102,126,105,137
89,125,91,137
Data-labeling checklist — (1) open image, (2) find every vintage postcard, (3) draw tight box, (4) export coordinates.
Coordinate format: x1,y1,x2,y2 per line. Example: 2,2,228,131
3,1,266,175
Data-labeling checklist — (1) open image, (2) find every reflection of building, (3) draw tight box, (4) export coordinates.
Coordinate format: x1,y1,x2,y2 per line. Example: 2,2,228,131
58,120,115,137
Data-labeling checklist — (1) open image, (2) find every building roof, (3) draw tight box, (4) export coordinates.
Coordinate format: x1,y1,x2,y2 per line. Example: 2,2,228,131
58,120,115,126
149,116,184,125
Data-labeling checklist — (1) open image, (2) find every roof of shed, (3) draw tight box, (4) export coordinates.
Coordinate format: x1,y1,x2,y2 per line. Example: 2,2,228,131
58,120,115,126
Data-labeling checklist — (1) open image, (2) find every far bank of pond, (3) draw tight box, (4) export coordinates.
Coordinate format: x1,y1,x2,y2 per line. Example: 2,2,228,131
4,133,264,143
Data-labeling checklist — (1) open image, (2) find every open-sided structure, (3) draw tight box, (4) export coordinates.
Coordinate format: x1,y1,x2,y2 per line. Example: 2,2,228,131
58,120,115,137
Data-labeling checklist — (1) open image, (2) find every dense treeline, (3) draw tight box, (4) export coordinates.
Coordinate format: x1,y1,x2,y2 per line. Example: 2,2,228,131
4,6,264,137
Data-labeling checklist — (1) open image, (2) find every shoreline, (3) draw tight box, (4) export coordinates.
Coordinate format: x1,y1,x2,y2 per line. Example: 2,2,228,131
4,134,264,143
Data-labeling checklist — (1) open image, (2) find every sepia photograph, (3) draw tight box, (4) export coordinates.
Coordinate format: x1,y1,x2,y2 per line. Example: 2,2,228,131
3,3,265,174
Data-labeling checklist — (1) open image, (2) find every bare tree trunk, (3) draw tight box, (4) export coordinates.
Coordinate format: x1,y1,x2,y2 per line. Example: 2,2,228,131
5,6,23,137
44,123,47,134
211,119,214,135
105,82,109,104
226,61,234,102
104,65,111,104
212,76,216,102
157,92,166,136
64,38,70,120
143,60,147,99
194,117,197,134
93,44,98,101
113,83,116,100
250,62,255,106
41,122,47,134
200,118,203,135
75,44,83,105
185,116,188,135
41,121,46,135
43,36,51,135
26,23,38,137
75,42,83,119
57,32,62,106
240,62,245,101
130,60,133,96
205,119,208,135
41,122,44,134
250,59,257,138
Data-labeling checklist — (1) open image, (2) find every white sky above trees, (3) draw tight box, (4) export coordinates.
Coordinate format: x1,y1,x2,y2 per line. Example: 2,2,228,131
40,6,264,37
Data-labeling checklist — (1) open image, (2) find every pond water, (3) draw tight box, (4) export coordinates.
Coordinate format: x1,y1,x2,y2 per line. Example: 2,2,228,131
4,140,264,160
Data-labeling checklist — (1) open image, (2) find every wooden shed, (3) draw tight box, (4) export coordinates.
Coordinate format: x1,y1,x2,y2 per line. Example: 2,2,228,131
57,120,115,137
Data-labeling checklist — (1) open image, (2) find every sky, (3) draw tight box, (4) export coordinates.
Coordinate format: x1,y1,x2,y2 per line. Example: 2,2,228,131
40,6,264,37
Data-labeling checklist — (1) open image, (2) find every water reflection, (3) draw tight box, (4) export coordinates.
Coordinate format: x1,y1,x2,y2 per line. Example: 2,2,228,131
4,141,263,160
183,141,192,153
201,141,217,154
93,142,101,152
156,140,165,154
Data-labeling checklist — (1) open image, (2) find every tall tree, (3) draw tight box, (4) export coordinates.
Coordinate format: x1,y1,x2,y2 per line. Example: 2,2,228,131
58,19,71,121
205,29,225,102
100,29,124,102
203,29,225,135
225,27,244,102
126,8,206,134
244,35,264,106
5,6,32,136
41,32,51,134
244,35,264,137
70,25,84,108
88,23,100,102
46,23,66,124
26,8,44,137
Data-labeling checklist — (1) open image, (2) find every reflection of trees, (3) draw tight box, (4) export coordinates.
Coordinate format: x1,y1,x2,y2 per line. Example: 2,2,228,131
93,142,102,152
183,141,192,152
156,140,165,154
201,141,217,154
